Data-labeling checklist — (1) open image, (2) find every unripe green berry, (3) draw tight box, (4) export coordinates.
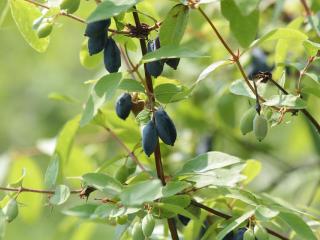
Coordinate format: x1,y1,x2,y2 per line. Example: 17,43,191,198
132,222,144,240
253,114,268,142
60,0,80,14
254,224,269,239
37,22,53,38
3,199,19,223
126,158,137,175
116,215,128,225
115,165,130,184
240,108,256,135
142,213,155,237
244,228,255,240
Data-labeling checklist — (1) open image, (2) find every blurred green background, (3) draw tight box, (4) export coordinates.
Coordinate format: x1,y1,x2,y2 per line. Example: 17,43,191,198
0,0,320,239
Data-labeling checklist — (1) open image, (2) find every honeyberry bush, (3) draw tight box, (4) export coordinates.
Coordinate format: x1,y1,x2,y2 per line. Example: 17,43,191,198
0,0,320,239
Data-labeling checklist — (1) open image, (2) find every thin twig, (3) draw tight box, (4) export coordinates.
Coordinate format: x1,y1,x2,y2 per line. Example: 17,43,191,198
132,7,179,240
23,0,160,37
124,45,146,84
0,186,82,194
198,7,320,135
268,77,320,134
191,200,289,240
104,127,147,172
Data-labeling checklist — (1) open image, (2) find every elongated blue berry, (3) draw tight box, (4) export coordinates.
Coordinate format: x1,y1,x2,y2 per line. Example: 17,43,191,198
85,19,111,38
154,109,177,146
142,121,158,157
104,38,121,73
166,58,180,70
146,38,164,77
88,34,106,55
115,93,132,120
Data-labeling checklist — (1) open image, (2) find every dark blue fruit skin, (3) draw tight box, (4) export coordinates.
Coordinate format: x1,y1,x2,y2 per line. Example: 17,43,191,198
88,34,106,55
166,58,180,70
233,228,246,240
178,214,190,226
222,231,234,240
142,121,158,157
115,93,132,120
154,109,177,146
247,48,273,79
85,19,111,38
104,38,121,73
146,38,164,77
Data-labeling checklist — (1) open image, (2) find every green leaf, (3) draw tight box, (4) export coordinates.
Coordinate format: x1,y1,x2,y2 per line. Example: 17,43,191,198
242,159,261,185
160,195,191,207
82,173,122,197
154,83,191,104
179,151,241,174
255,205,279,221
87,0,139,23
249,28,308,50
263,95,307,109
44,154,60,189
10,0,49,52
216,210,255,240
119,79,145,92
154,202,199,222
80,73,122,126
119,179,162,206
49,185,70,205
189,167,246,188
303,40,320,56
162,181,191,198
142,45,207,63
159,4,189,46
63,204,98,218
0,210,6,239
80,95,95,127
304,72,320,85
273,17,304,79
9,168,26,188
90,203,117,219
79,39,102,69
196,61,229,84
94,73,123,98
234,0,261,16
221,0,259,48
278,211,317,240
229,79,266,99
55,115,80,163
48,92,78,104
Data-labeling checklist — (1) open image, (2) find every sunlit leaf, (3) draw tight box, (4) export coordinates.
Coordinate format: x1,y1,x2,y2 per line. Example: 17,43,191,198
10,0,49,52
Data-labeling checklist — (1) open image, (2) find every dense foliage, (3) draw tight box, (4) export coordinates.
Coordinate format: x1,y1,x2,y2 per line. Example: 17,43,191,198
0,0,320,239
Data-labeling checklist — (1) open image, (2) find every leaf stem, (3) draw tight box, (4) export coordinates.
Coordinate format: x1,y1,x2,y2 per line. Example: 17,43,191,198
0,186,81,194
191,200,289,240
104,127,147,172
132,7,179,240
198,7,320,135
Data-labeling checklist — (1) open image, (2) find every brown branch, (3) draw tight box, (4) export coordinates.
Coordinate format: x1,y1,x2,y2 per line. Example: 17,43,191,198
0,186,81,194
191,200,289,240
198,7,264,103
103,127,148,173
300,0,320,37
132,7,179,240
268,77,320,134
24,0,85,23
23,0,160,37
300,0,312,16
198,7,320,135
